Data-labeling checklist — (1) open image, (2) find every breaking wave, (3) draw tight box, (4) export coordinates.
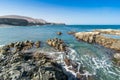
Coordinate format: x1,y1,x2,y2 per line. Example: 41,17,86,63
46,47,120,80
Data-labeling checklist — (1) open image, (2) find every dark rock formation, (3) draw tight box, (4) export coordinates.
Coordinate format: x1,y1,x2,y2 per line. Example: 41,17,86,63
0,41,68,80
0,40,40,54
0,15,65,26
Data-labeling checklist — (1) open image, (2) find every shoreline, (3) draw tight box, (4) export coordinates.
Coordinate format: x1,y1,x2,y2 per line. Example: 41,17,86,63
0,39,95,80
74,29,120,66
0,27,120,80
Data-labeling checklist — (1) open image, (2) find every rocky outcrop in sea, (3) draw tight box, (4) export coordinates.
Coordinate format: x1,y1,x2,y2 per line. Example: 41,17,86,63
74,31,120,51
74,30,120,66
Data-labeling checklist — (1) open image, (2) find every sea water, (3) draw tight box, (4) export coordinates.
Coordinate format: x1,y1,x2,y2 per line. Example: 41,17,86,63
0,25,120,80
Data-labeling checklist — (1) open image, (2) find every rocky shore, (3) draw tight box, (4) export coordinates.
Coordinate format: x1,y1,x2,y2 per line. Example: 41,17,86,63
74,31,120,51
0,40,68,80
74,30,120,66
0,39,94,80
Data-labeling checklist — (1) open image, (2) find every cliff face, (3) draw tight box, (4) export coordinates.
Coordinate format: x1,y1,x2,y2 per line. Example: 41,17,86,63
0,15,65,26
0,18,29,26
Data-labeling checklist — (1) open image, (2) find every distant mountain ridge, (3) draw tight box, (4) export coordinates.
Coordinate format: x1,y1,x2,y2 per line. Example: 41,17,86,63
0,15,65,26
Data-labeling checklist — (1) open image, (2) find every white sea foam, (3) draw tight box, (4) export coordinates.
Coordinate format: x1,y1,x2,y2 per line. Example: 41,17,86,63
36,47,120,80
0,45,4,47
80,54,120,79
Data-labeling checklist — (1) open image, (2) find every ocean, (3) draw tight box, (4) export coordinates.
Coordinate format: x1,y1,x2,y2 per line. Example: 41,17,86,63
0,25,120,80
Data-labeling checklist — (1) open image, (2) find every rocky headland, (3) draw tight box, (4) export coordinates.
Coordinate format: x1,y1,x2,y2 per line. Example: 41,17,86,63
0,15,65,26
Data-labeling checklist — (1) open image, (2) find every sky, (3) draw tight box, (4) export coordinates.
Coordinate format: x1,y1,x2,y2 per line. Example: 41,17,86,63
0,0,120,25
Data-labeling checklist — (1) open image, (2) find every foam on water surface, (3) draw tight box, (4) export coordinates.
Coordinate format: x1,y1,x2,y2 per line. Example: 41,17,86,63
0,25,120,80
0,45,4,47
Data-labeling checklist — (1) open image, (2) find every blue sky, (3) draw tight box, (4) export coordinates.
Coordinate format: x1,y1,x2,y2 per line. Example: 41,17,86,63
0,0,120,24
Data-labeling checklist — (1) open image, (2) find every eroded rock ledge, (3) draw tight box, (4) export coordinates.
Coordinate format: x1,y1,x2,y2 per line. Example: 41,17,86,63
74,30,120,66
74,31,120,51
46,38,67,51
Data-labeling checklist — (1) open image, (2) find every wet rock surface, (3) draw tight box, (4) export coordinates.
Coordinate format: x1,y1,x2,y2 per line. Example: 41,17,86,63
0,40,67,80
46,38,95,80
0,39,95,80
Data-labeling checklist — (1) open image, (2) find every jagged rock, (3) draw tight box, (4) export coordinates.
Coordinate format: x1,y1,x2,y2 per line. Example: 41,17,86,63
35,41,41,48
33,52,46,60
0,45,10,55
75,32,100,43
9,43,15,48
46,38,66,51
0,42,68,80
1,40,41,52
59,44,66,51
64,57,71,66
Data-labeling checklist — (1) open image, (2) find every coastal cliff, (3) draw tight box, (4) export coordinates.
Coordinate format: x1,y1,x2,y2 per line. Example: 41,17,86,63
0,15,65,26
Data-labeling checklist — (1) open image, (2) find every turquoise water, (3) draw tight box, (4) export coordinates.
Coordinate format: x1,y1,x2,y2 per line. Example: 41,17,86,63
102,34,120,39
0,25,120,80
